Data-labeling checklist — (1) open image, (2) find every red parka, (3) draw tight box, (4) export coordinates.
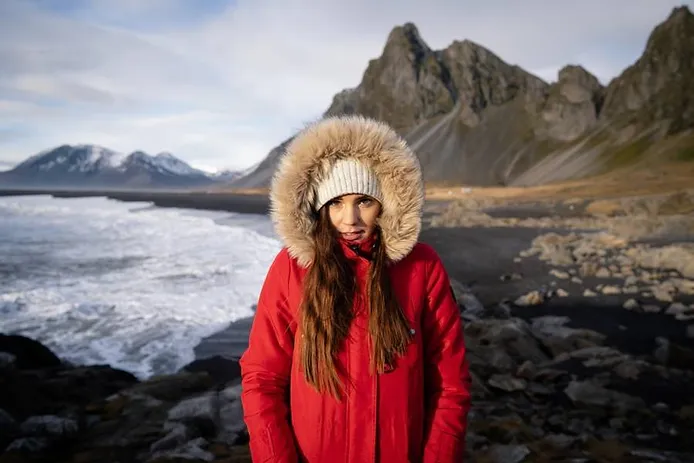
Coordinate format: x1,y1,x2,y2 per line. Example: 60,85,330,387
239,115,471,462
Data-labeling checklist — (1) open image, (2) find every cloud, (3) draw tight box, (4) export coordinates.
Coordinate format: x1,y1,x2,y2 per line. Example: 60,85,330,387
0,0,691,171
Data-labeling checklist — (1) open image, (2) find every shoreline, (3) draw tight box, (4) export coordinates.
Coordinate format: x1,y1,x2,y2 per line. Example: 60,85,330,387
4,188,694,461
0,188,271,215
3,188,693,363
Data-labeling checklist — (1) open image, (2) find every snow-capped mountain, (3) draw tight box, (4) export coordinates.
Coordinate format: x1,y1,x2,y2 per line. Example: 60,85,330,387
0,160,16,172
210,169,245,182
0,144,220,189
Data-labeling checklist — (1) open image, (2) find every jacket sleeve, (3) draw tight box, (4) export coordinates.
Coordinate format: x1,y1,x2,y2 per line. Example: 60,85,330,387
421,250,472,463
240,249,299,463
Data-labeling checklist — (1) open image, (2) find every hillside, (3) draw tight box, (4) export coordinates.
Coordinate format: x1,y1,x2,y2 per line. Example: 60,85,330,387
232,6,694,189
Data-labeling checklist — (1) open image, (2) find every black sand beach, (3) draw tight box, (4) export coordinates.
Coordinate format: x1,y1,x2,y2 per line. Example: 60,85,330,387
4,188,694,461
3,188,692,360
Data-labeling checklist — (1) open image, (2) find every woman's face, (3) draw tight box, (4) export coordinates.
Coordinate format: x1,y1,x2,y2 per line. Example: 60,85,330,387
326,194,381,243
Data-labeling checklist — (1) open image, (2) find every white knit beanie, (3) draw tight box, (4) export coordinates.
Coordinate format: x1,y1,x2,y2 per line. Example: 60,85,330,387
314,158,383,211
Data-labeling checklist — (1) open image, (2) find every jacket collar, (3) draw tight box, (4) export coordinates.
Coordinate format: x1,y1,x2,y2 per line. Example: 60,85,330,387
337,232,378,262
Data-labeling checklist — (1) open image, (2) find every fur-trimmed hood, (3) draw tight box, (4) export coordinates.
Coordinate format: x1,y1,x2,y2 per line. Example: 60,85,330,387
269,115,424,267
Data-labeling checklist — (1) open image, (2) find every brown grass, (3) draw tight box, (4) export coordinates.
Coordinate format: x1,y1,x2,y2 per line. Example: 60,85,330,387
425,161,694,202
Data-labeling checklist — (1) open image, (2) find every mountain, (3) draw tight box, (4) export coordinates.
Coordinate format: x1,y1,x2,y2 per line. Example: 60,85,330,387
0,160,16,172
210,169,246,182
234,6,694,188
0,145,219,189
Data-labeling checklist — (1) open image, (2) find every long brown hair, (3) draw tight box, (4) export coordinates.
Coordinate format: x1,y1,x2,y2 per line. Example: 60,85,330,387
298,205,412,399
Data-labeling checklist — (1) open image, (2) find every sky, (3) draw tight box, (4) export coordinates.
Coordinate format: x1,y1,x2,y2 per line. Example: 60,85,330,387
1,1,691,173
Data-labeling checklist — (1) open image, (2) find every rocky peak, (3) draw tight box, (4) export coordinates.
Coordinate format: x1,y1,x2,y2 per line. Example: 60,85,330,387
557,65,602,92
383,22,430,56
599,5,694,131
643,5,693,61
664,5,692,25
439,39,548,114
534,65,605,142
324,22,455,131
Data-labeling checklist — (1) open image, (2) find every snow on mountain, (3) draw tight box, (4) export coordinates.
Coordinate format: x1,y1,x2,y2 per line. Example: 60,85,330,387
153,152,208,177
14,144,126,173
210,169,245,182
0,144,220,189
0,160,16,172
119,150,208,178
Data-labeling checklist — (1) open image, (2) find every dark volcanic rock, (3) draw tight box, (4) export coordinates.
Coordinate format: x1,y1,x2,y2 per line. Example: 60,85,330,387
0,338,247,462
0,334,62,370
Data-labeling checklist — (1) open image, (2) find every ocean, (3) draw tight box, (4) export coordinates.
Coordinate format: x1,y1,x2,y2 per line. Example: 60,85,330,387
0,194,282,379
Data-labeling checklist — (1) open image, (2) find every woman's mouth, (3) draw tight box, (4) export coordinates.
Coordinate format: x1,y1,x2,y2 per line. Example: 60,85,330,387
341,231,364,241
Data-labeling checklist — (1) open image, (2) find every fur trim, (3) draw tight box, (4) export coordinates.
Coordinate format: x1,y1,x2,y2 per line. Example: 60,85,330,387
269,115,424,267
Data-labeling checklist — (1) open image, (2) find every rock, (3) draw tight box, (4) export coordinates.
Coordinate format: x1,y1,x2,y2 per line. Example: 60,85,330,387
0,335,253,463
601,285,621,295
150,423,193,453
666,302,693,316
0,334,62,370
167,393,217,423
653,337,694,371
0,407,18,450
180,356,241,386
623,285,639,294
555,288,569,297
514,290,544,306
0,363,138,424
530,233,577,266
623,298,640,310
463,318,551,374
583,289,597,297
148,437,214,462
627,243,694,279
487,374,527,392
643,304,662,313
450,278,486,319
652,285,675,302
5,436,51,452
114,371,214,402
564,380,645,410
0,351,17,370
530,316,605,357
549,269,570,279
20,415,79,438
673,278,694,295
580,261,599,278
596,267,612,278
485,444,531,463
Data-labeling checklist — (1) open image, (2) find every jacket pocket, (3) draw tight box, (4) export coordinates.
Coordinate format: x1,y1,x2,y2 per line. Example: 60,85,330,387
259,421,296,463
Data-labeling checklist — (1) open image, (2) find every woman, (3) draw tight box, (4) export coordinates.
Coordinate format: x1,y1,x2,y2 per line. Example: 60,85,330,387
239,115,471,462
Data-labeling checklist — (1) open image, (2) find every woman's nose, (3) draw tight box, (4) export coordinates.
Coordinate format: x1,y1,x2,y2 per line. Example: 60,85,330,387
343,205,359,224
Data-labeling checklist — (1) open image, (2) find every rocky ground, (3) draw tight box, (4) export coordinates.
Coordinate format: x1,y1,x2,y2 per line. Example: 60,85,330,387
3,290,694,463
0,334,251,463
2,189,694,462
432,188,694,461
